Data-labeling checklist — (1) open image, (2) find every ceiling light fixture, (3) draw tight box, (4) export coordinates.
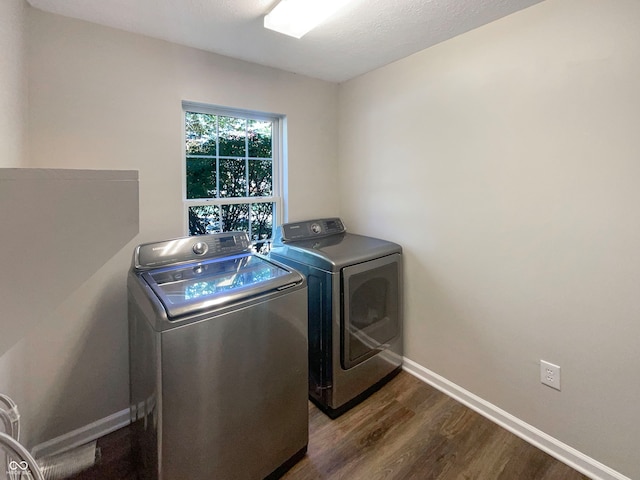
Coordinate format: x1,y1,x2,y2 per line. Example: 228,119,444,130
264,0,353,39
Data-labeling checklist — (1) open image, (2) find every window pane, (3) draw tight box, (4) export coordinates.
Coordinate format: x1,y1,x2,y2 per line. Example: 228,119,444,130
219,116,246,157
185,112,216,155
249,160,273,197
248,120,272,158
184,106,280,243
188,205,220,236
219,159,247,197
186,158,216,199
251,203,274,241
221,203,249,233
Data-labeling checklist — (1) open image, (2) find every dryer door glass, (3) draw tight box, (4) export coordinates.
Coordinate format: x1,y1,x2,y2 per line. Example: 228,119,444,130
341,253,401,369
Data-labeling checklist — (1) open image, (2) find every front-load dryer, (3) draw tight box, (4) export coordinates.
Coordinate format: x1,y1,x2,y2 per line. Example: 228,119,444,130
270,218,403,418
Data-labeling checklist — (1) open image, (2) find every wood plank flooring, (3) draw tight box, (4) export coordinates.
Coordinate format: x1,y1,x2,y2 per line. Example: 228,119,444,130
282,372,588,480
69,371,589,479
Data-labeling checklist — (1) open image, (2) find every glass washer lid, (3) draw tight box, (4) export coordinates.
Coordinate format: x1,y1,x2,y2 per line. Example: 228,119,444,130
141,253,300,319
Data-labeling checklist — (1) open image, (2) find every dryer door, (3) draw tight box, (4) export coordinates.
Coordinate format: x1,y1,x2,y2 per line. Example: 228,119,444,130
341,253,402,369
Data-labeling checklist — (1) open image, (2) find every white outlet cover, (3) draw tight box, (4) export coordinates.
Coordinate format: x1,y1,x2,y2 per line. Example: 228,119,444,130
540,360,561,391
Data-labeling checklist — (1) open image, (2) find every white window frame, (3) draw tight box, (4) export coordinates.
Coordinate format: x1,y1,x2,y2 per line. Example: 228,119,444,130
182,101,285,244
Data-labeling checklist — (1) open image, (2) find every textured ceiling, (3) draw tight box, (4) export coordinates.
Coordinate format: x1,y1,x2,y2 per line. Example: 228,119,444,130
26,0,544,83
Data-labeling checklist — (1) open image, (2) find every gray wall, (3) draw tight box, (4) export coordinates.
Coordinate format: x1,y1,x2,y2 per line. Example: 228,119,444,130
338,0,639,478
0,0,27,166
0,5,339,448
0,169,139,448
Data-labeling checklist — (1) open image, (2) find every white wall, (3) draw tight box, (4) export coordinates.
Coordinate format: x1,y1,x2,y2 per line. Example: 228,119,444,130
338,0,640,478
1,6,339,448
0,0,27,166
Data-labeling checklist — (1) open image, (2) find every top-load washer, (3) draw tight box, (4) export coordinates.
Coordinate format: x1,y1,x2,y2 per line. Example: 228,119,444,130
269,218,403,418
128,231,308,480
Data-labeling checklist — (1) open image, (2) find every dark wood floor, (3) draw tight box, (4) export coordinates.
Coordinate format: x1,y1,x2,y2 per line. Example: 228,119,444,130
283,373,588,480
70,372,589,479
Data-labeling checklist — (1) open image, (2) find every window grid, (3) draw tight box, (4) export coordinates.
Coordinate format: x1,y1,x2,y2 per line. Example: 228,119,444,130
183,102,283,250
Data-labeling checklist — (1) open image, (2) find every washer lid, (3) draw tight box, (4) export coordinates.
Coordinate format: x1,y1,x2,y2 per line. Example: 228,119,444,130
141,253,302,319
271,232,402,272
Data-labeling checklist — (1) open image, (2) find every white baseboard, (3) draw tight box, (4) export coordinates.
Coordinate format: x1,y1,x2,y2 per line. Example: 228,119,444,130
31,408,130,459
402,357,631,480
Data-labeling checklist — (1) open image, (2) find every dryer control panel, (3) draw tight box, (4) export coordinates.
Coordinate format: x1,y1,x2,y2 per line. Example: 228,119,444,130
280,218,345,242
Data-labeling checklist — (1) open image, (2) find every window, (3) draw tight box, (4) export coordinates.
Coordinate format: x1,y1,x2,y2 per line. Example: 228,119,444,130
183,102,283,252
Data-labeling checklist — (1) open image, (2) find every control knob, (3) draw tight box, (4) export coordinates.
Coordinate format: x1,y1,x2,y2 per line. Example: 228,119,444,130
192,242,208,255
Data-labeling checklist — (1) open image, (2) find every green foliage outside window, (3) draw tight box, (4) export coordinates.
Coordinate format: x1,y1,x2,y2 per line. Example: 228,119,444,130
185,111,275,245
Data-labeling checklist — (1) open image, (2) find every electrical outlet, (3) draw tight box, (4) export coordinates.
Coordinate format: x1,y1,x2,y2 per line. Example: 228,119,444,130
540,360,561,391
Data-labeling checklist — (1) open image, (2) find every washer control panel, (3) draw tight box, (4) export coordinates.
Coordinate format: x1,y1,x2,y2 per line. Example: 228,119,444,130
280,218,345,242
135,231,251,270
